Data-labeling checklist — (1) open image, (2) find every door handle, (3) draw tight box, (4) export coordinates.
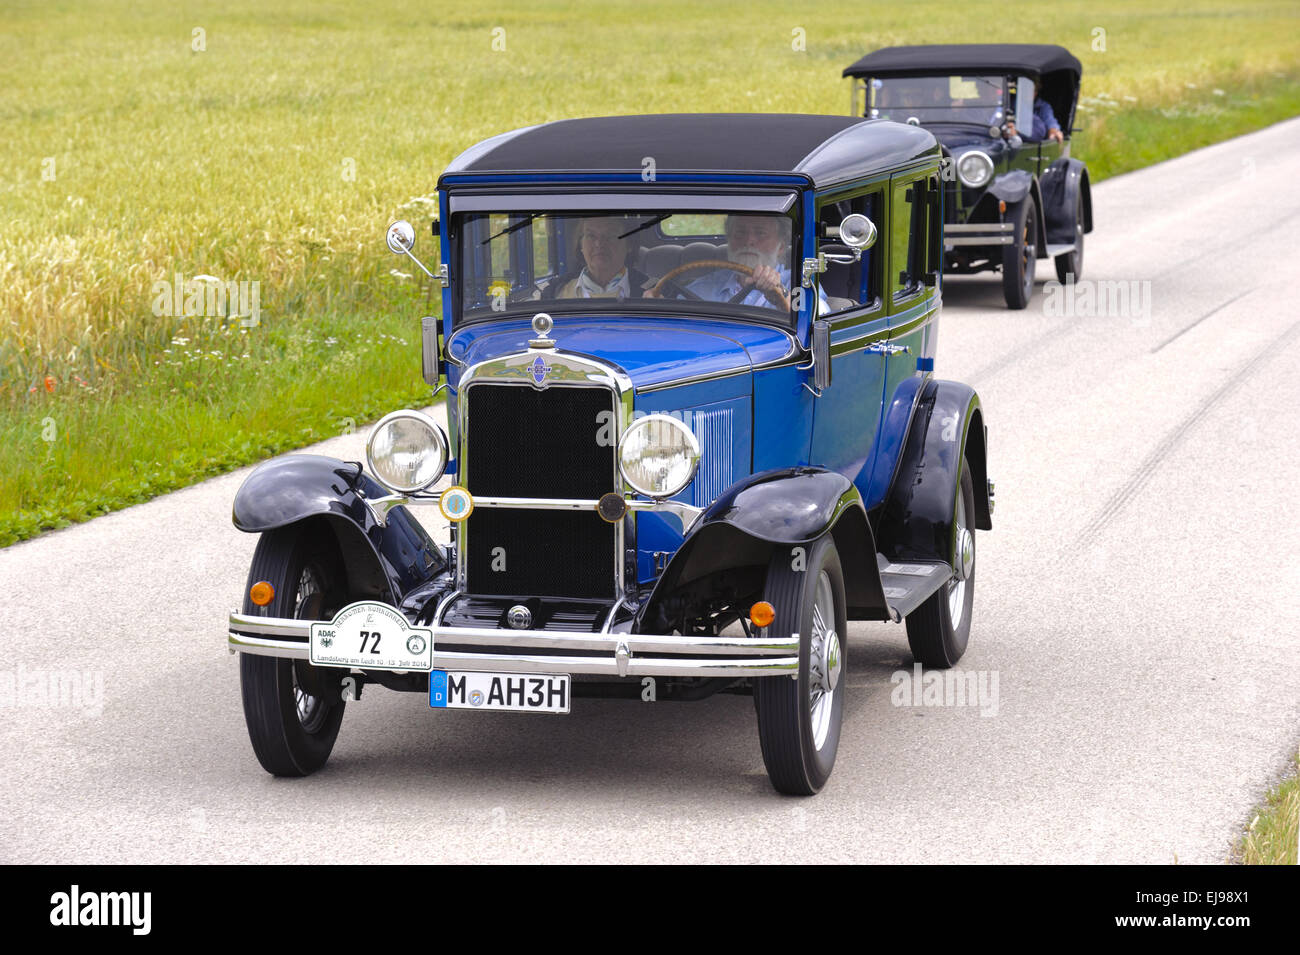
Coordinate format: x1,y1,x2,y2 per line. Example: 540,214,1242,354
864,342,910,355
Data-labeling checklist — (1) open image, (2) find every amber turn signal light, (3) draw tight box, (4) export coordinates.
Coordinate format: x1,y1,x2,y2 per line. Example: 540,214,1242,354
249,581,275,606
750,601,776,628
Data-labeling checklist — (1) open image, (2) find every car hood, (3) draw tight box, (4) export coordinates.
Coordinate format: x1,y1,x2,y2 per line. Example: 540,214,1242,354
924,123,1008,151
447,315,795,391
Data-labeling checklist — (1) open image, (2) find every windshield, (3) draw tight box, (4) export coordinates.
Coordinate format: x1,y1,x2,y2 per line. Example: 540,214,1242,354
869,75,1007,126
453,209,799,324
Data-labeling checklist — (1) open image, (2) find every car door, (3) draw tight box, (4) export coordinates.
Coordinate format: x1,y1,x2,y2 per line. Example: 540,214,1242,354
862,169,942,505
807,186,887,486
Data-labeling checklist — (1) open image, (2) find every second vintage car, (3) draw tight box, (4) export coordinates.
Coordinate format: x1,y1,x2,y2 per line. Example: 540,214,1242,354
227,113,994,795
844,43,1093,308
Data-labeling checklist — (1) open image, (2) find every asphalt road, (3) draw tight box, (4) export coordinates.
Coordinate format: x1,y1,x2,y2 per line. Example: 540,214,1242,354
2,119,1298,864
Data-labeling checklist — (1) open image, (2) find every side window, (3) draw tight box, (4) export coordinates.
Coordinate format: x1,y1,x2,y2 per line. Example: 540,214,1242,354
816,190,882,315
891,176,935,301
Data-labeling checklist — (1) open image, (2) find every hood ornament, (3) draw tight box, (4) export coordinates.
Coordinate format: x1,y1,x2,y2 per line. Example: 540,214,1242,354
528,312,555,350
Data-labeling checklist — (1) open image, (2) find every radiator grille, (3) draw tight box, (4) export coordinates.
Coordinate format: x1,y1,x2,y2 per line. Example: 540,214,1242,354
463,383,617,599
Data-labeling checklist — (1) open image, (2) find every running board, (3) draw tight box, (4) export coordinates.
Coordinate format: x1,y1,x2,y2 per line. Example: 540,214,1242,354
876,556,953,622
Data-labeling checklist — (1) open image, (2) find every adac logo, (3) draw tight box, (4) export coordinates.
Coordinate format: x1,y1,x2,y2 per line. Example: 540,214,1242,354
406,634,427,655
529,355,551,386
439,486,474,522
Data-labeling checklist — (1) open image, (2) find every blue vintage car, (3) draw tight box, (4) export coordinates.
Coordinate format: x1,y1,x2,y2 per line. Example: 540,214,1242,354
228,113,994,795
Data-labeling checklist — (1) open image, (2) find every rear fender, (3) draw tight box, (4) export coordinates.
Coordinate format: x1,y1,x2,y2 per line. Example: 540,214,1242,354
1040,158,1091,244
876,380,991,567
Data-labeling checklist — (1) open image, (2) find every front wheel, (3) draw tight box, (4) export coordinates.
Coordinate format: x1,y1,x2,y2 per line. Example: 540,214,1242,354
239,525,348,777
905,464,976,668
754,536,847,795
1001,195,1038,309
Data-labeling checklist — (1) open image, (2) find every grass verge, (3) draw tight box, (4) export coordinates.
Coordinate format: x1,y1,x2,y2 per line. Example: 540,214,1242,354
1237,751,1300,865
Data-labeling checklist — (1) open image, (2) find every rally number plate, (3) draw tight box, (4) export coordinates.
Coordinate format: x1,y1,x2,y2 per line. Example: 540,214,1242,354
309,601,433,672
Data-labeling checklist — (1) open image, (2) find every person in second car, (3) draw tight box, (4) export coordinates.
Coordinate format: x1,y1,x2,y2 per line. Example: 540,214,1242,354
1015,94,1064,143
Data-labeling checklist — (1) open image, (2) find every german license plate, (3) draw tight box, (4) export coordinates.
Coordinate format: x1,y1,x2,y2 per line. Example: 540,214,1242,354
430,671,570,714
309,601,433,672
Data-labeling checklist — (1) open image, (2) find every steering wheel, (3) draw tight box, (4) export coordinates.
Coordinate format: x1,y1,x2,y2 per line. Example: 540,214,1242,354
650,259,755,301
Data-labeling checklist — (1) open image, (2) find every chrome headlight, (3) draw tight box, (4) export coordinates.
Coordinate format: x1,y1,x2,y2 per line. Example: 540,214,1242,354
366,409,449,493
618,414,701,499
956,150,994,188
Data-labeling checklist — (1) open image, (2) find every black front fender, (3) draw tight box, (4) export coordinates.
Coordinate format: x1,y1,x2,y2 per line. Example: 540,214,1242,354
637,468,890,630
232,454,443,604
876,380,992,566
988,169,1032,204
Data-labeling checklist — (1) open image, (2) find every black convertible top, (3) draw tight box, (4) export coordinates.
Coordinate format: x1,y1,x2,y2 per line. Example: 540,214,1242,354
843,44,1082,80
441,114,938,187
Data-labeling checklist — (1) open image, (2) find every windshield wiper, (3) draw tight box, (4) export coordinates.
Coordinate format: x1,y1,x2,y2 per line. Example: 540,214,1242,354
619,213,671,241
480,213,542,246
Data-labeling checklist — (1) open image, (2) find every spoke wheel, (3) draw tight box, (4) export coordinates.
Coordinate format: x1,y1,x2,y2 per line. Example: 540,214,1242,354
1001,196,1037,309
239,525,348,777
754,535,847,796
905,463,977,668
1054,191,1085,284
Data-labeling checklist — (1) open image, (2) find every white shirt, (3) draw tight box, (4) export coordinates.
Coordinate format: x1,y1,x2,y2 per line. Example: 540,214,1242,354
558,268,632,299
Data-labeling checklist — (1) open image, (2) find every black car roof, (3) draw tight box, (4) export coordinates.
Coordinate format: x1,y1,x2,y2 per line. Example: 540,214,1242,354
440,114,938,188
843,44,1082,80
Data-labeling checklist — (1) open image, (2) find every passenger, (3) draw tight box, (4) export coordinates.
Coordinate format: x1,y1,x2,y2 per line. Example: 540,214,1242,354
545,217,648,300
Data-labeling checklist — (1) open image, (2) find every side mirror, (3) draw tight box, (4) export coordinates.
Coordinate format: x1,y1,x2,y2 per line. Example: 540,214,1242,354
421,316,443,387
812,319,832,392
839,213,877,251
386,220,415,255
385,219,436,281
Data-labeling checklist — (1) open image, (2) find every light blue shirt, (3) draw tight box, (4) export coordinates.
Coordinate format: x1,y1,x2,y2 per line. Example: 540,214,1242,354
685,264,828,314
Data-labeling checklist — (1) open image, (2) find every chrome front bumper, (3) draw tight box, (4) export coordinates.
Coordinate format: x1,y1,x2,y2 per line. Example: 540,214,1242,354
228,611,799,678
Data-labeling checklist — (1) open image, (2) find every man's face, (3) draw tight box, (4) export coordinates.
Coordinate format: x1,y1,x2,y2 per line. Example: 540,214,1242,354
580,219,627,281
727,216,784,270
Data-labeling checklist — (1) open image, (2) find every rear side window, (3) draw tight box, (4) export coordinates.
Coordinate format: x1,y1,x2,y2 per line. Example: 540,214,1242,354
891,176,929,301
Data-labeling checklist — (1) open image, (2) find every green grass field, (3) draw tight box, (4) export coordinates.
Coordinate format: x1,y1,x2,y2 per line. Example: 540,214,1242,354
2,0,1299,545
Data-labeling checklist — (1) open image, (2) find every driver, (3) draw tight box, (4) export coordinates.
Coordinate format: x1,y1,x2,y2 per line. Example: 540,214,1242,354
688,215,791,308
648,214,827,312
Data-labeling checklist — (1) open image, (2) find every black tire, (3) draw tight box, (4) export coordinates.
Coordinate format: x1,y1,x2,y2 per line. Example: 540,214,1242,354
754,535,847,796
1054,190,1085,284
239,524,348,777
905,464,976,668
1001,195,1037,309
